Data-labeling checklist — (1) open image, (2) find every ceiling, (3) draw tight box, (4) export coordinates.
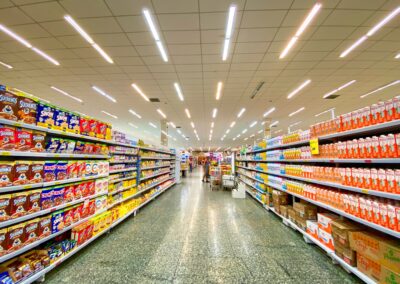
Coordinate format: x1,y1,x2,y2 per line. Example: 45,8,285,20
0,0,399,149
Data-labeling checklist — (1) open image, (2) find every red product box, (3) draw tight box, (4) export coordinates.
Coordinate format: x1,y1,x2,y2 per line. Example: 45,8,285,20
364,137,373,158
88,119,98,137
396,170,400,194
376,101,386,124
64,184,75,202
74,183,84,200
377,169,387,192
345,168,352,186
396,133,400,158
394,96,400,119
370,136,381,158
385,99,395,121
370,169,379,190
387,203,398,231
386,134,397,158
88,200,95,215
363,168,371,189
379,135,388,158
96,122,107,139
359,196,367,219
372,199,381,224
67,161,78,179
365,198,374,222
396,206,400,232
379,202,389,228
77,161,86,177
15,128,32,151
79,117,90,136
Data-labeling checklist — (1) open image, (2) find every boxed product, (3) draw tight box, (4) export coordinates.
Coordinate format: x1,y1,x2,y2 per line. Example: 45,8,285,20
334,241,357,267
318,228,334,250
293,201,317,220
317,213,340,234
288,207,296,222
17,95,37,124
306,220,318,239
280,205,289,218
36,102,55,128
0,125,16,150
54,108,69,131
295,213,307,231
331,219,363,248
15,128,32,151
0,90,18,121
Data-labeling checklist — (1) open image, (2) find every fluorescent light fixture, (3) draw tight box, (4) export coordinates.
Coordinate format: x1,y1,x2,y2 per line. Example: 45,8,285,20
185,108,191,119
287,79,311,99
237,108,246,118
237,134,241,138
191,122,195,128
161,130,168,136
177,129,182,134
32,47,60,65
157,108,167,119
250,121,257,128
360,80,400,99
244,137,248,141
340,36,368,58
323,80,356,98
92,86,116,103
0,61,12,69
250,134,255,138
209,136,212,141
169,122,176,128
129,109,142,119
366,7,400,37
0,24,32,48
257,130,263,134
230,121,236,128
131,84,150,102
211,122,214,128
64,15,113,64
128,123,138,129
242,129,247,134
149,122,157,128
216,82,223,100
289,121,302,128
51,86,82,103
226,129,230,134
233,137,236,141
173,83,184,101
222,6,236,61
275,129,283,134
143,9,168,62
270,121,279,127
289,107,305,117
280,3,322,59
263,107,276,117
216,147,221,151
315,108,335,117
212,108,218,118
395,53,400,59
101,110,117,119
261,121,266,125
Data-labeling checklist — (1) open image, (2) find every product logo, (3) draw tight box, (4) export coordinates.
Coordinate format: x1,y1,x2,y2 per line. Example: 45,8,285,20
20,100,36,110
41,219,50,226
44,165,56,170
0,167,11,173
16,165,29,172
0,199,9,207
384,249,400,262
10,228,23,238
0,130,13,136
32,165,43,171
14,197,26,205
41,110,54,117
33,135,44,141
0,95,17,104
17,133,30,139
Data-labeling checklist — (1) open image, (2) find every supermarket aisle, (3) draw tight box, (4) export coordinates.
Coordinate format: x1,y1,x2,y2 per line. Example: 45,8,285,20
46,169,359,283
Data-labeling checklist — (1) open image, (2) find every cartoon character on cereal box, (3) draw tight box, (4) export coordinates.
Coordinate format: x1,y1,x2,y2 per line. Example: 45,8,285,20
54,109,69,131
0,88,18,121
68,113,80,134
36,102,55,128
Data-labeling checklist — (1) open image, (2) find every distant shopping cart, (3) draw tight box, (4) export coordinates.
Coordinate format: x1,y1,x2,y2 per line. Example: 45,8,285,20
222,175,236,190
209,167,221,190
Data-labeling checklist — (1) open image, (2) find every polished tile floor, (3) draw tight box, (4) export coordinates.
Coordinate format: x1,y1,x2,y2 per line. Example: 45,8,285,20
46,169,361,283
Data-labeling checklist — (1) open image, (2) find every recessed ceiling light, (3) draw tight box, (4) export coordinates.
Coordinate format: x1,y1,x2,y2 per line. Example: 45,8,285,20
101,110,117,119
64,15,113,64
129,123,138,129
270,121,279,127
263,107,276,117
129,109,142,119
131,84,150,102
280,3,322,59
289,107,305,117
149,122,157,128
250,121,257,128
157,108,167,119
0,61,12,69
222,6,236,61
174,83,184,101
92,86,116,103
323,80,356,98
51,86,82,103
216,82,223,100
242,129,247,134
230,121,236,128
191,122,195,128
185,108,191,119
143,9,168,62
360,80,400,99
237,108,246,118
212,108,218,118
287,79,311,99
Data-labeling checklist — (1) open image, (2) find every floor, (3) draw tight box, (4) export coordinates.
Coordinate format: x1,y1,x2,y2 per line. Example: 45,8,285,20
46,168,360,284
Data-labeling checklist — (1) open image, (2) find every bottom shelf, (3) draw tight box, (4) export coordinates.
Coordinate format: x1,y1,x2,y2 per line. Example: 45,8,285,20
19,182,176,284
242,182,376,284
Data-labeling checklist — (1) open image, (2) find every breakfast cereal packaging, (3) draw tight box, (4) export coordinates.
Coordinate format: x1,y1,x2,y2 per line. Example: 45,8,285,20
45,137,60,153
36,102,55,128
66,161,78,179
74,183,84,199
29,161,44,184
17,96,37,124
73,141,85,154
0,125,15,150
64,184,75,202
51,210,65,233
40,188,53,210
0,228,7,256
63,208,74,227
15,128,32,152
31,131,46,152
56,139,68,153
38,216,51,238
0,162,13,187
55,161,67,180
79,117,90,136
6,223,25,251
54,108,69,131
85,162,93,177
0,90,18,121
77,161,86,177
0,194,11,221
67,113,80,134
52,187,64,206
96,122,107,139
66,139,76,154
23,218,39,244
12,161,31,185
10,191,28,218
44,161,57,182
88,119,98,137
26,189,41,213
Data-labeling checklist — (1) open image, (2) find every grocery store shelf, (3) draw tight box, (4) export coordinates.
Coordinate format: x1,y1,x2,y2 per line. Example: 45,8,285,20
0,208,107,264
140,165,169,170
140,156,173,160
244,188,264,206
109,160,137,164
108,176,136,184
139,146,174,155
109,167,137,174
0,151,108,158
139,170,170,181
239,178,266,194
108,185,136,196
110,151,137,155
330,253,376,284
0,191,108,229
238,158,400,164
0,173,109,193
238,167,400,200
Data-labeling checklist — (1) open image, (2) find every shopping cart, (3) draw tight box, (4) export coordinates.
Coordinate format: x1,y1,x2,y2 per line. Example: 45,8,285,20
209,167,221,191
222,175,236,190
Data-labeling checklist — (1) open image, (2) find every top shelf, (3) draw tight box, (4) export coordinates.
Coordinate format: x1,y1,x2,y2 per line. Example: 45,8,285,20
247,120,400,153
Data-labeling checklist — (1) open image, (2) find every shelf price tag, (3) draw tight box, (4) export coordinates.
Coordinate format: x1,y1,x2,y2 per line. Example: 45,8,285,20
310,138,319,155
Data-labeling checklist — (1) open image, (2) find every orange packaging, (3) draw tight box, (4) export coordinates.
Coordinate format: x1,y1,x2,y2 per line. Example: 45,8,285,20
386,134,397,158
318,228,335,250
387,202,398,231
352,139,360,158
379,201,389,228
371,104,379,125
357,168,365,188
385,99,395,121
359,196,367,219
358,138,366,158
396,133,400,158
318,213,340,234
345,168,352,186
362,106,371,127
379,135,388,158
377,101,386,124
364,137,373,158
356,253,381,282
386,169,396,193
394,96,400,119
363,168,371,189
370,168,379,190
372,199,381,224
378,169,387,192
345,141,352,159
334,116,342,132
371,136,381,158
365,198,374,222
351,111,358,129
396,170,400,194
351,168,359,187
396,205,400,232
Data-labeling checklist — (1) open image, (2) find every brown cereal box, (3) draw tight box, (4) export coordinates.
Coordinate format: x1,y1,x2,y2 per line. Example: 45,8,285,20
0,90,18,121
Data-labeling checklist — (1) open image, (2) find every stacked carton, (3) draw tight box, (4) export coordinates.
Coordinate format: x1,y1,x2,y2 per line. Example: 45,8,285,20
331,220,362,267
293,200,317,231
272,190,289,214
317,213,340,250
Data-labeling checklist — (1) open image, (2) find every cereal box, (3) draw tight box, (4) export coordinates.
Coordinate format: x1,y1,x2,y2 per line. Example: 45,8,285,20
0,90,18,121
40,188,53,210
88,119,98,137
10,192,28,218
67,113,80,134
23,218,39,244
29,161,44,184
79,116,90,136
31,131,46,152
0,124,15,150
52,187,64,206
15,128,32,151
36,102,55,128
44,161,57,182
0,162,13,187
55,161,68,180
51,210,65,233
17,96,37,124
54,108,69,131
45,137,60,153
12,161,31,185
38,216,51,238
26,189,41,213
0,193,11,221
64,184,75,202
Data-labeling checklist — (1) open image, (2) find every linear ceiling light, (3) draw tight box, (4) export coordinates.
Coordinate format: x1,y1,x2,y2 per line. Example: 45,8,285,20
263,107,276,117
157,108,167,119
131,84,150,102
360,80,400,99
185,108,191,119
191,122,195,128
216,82,223,100
64,15,113,64
129,109,142,119
287,79,311,99
169,122,176,128
149,122,157,128
222,6,236,61
128,123,138,129
237,108,246,118
315,108,335,117
143,9,168,62
212,108,218,118
250,121,257,128
211,122,214,128
340,7,400,58
257,130,263,134
275,129,283,134
174,83,184,101
289,121,302,128
270,121,279,127
280,3,322,59
51,86,82,103
226,129,230,134
323,80,356,98
289,107,305,117
101,110,117,119
0,24,59,65
242,129,247,134
92,86,116,103
230,121,236,128
0,61,12,69
395,53,400,59
244,137,248,141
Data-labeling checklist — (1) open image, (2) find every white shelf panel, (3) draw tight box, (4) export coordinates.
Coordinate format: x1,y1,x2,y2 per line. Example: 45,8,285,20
238,158,400,164
109,167,137,174
140,165,169,170
110,151,137,156
244,188,264,206
139,171,170,181
0,151,108,158
108,176,136,184
108,185,136,196
140,156,174,160
138,146,174,155
239,178,266,194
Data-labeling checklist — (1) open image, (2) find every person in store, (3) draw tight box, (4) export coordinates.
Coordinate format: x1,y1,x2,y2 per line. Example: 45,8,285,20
202,158,210,183
189,157,193,173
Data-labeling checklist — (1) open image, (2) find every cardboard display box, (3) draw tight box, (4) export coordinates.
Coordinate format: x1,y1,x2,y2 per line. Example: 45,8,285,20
293,202,317,220
331,219,363,249
280,205,289,218
306,220,318,239
317,213,340,234
334,242,357,267
288,208,296,223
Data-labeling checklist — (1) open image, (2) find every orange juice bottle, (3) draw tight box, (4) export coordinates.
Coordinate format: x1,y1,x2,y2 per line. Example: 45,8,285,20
385,99,395,122
378,169,388,192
